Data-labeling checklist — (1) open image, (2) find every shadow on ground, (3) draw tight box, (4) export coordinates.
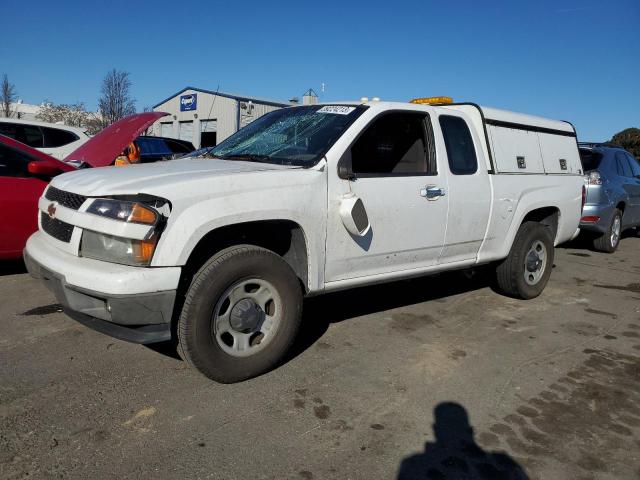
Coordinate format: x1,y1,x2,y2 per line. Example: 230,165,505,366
286,268,494,363
559,229,638,252
0,259,27,277
147,268,495,364
397,402,529,480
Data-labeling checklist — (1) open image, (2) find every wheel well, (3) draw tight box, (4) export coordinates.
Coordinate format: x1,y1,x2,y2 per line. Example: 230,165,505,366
182,220,309,293
521,207,560,240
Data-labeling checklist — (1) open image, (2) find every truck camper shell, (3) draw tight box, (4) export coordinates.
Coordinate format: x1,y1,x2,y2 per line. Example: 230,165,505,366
440,103,581,176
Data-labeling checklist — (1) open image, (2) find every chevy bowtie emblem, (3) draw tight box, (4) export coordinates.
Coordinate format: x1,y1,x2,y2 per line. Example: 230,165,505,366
47,203,57,219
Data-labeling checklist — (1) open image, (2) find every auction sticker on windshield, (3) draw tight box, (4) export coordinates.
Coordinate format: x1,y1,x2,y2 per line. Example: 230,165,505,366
317,106,356,115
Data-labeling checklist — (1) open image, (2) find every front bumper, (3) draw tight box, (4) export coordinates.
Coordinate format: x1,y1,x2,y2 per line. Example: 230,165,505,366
24,232,181,344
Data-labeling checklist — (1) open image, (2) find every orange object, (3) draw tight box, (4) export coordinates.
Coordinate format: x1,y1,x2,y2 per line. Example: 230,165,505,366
410,96,453,105
127,142,141,163
128,203,158,224
114,155,130,166
133,236,158,264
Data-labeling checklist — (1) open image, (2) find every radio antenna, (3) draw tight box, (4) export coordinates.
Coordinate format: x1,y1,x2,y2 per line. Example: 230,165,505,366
202,84,220,153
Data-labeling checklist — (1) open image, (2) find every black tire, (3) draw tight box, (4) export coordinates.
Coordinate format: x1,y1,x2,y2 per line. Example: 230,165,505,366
495,222,555,299
177,245,303,383
593,209,622,253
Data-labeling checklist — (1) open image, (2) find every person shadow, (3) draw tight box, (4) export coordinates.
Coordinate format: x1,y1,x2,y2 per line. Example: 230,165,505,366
397,402,529,480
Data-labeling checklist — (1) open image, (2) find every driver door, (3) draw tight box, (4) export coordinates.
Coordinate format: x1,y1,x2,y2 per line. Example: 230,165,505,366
325,111,449,282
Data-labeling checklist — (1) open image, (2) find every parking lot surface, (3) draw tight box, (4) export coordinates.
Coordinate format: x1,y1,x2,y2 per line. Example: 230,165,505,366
1,236,639,479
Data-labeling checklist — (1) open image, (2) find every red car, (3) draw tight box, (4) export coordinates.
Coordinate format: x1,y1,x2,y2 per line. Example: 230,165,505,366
0,112,168,260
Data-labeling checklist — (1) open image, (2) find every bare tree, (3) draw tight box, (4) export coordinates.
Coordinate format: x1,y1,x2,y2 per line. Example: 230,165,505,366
1,74,17,118
97,69,136,128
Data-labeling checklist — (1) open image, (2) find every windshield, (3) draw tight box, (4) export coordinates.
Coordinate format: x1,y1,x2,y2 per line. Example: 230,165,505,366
201,105,366,167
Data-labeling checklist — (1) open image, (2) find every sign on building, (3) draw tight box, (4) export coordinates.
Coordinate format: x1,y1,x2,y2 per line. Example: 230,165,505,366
180,94,197,111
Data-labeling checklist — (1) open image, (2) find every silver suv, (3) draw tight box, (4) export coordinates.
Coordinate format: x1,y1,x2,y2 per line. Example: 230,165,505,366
579,142,640,252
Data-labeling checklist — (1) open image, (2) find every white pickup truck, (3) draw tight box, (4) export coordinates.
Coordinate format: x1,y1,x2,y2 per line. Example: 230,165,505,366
24,99,585,382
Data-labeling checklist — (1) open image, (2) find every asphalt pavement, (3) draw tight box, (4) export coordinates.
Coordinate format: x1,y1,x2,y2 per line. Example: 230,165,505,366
1,234,639,479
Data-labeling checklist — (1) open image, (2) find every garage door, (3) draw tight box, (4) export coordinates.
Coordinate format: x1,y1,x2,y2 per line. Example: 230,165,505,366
160,122,173,138
179,121,193,142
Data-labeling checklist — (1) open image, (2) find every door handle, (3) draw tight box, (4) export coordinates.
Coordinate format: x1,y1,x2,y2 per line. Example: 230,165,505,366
420,186,446,200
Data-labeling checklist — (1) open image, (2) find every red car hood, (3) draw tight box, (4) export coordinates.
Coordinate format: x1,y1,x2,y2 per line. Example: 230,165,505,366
64,112,169,167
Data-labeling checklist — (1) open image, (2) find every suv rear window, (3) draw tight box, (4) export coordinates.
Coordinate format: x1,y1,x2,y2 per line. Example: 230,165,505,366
579,148,603,172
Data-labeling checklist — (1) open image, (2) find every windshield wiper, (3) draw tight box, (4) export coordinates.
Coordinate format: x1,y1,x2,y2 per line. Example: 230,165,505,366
220,154,272,163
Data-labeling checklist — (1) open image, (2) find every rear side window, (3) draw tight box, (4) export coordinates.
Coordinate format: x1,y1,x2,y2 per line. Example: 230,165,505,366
0,123,43,147
626,153,640,177
579,148,603,172
0,144,31,177
23,125,44,147
351,112,431,175
41,126,78,148
0,122,19,141
615,152,633,177
439,115,478,175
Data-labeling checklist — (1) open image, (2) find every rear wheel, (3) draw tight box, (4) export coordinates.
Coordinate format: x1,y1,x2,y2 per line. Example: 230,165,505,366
177,245,303,383
593,209,622,253
495,222,555,299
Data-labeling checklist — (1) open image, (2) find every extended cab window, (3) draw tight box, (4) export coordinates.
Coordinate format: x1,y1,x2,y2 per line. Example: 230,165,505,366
439,115,478,175
351,112,433,175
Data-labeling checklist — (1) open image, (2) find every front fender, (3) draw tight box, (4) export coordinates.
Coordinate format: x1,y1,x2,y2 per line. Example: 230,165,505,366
151,183,327,292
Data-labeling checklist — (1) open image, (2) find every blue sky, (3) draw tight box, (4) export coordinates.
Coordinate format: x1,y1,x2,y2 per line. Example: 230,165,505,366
1,0,638,140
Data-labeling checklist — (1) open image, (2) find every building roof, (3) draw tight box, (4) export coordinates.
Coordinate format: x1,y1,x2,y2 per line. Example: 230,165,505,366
153,86,290,109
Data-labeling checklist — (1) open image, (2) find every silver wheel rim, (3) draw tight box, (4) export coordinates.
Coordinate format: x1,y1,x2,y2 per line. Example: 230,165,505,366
610,215,621,248
524,240,547,286
211,278,282,357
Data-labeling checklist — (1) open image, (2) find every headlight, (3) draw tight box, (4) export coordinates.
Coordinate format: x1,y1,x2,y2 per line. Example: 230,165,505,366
81,197,168,266
86,199,159,225
81,230,158,266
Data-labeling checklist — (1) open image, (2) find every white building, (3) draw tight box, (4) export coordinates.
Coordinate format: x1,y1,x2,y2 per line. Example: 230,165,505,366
152,87,291,149
5,100,41,121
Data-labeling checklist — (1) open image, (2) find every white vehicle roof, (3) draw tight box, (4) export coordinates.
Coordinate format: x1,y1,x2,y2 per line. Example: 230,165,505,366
303,100,574,133
471,106,574,133
0,116,89,135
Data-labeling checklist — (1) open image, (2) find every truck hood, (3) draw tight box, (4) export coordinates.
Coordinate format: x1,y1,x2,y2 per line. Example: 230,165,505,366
64,112,168,167
50,157,303,196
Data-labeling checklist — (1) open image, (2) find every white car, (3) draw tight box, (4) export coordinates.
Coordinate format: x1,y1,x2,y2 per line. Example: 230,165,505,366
24,98,585,383
0,117,89,159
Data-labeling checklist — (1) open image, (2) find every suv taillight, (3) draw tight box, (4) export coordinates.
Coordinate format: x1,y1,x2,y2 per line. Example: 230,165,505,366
581,185,586,213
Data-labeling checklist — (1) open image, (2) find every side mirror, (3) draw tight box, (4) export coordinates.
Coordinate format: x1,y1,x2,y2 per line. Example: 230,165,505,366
339,194,370,237
28,160,63,178
338,163,356,181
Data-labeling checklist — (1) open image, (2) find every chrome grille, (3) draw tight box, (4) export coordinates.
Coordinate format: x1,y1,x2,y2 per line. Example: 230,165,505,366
41,212,74,243
45,186,87,210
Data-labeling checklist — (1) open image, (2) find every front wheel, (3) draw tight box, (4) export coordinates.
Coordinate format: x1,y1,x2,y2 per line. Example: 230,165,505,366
177,245,303,383
593,209,622,253
495,222,555,299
